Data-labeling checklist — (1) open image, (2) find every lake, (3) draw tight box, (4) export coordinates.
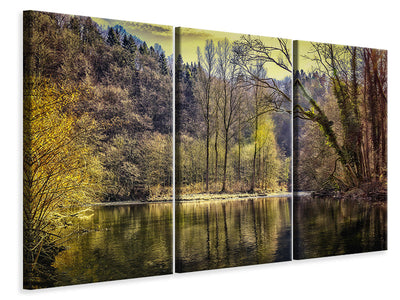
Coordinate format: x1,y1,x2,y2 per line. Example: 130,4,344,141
54,203,172,286
53,195,384,283
175,197,291,272
54,197,291,284
294,195,387,259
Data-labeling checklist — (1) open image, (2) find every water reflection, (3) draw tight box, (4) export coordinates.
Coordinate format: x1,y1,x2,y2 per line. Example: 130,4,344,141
175,197,291,273
294,195,387,259
54,203,172,286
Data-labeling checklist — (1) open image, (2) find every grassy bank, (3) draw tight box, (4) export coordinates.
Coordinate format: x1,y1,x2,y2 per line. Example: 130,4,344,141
176,191,291,202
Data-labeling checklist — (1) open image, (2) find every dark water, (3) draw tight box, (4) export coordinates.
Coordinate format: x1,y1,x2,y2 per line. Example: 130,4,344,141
54,203,172,286
175,197,291,272
294,195,387,259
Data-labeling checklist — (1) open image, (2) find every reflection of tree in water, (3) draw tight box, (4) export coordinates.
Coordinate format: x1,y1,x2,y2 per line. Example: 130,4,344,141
54,204,172,286
294,196,387,259
176,197,291,272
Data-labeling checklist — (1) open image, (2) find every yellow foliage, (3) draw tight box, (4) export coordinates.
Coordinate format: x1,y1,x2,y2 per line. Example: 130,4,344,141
254,114,276,152
24,76,96,238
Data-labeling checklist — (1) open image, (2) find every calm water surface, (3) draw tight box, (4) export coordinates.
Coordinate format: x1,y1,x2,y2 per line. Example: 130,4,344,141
294,195,387,259
54,203,172,286
175,197,291,272
54,198,292,283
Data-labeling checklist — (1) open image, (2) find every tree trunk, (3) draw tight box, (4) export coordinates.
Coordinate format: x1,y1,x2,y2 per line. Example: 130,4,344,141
214,108,219,188
221,130,229,192
250,107,258,193
205,119,209,192
237,109,241,183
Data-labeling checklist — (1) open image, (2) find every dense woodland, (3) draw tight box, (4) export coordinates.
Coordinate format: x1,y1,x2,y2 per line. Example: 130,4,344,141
23,11,172,288
294,43,387,196
176,35,292,195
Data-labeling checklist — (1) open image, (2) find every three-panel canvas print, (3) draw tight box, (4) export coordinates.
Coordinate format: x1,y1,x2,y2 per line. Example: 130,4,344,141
23,10,387,289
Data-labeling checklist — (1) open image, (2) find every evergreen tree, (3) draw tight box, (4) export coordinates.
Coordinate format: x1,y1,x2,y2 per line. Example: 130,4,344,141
122,34,137,54
149,46,156,57
176,54,184,82
158,52,168,75
107,27,119,46
139,42,149,55
69,16,81,35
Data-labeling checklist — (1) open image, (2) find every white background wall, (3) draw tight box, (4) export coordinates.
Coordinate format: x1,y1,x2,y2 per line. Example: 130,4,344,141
2,1,399,299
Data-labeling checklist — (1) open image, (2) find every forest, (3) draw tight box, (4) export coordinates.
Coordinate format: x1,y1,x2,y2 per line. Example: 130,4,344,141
176,34,292,196
294,42,387,198
23,11,172,288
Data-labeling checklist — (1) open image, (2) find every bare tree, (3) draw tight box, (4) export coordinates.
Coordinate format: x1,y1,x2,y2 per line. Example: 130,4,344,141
195,40,216,192
248,63,276,192
232,36,292,193
216,38,242,192
232,35,292,109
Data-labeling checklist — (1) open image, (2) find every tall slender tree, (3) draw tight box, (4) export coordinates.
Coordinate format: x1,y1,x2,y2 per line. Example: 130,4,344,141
196,40,216,192
216,38,241,192
107,27,119,46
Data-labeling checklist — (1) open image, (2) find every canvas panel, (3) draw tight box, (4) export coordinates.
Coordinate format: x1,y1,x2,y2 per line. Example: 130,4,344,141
293,40,387,259
175,27,293,272
23,11,173,288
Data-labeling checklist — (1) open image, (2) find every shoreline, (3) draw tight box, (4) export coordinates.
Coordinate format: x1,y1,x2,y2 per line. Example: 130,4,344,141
294,190,387,204
90,199,172,206
84,190,386,206
176,192,291,202
89,192,291,206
